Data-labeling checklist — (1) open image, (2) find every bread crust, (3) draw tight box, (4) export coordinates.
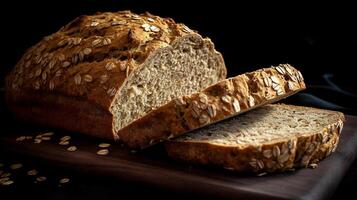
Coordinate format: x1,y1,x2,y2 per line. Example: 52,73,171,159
5,11,225,141
165,104,345,173
119,64,306,148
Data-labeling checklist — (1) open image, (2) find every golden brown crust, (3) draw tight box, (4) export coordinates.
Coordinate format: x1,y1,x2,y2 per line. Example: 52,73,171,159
118,64,306,148
165,104,345,173
5,11,225,142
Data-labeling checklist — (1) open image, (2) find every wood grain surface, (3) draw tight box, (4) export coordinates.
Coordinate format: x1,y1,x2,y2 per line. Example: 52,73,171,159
1,115,357,200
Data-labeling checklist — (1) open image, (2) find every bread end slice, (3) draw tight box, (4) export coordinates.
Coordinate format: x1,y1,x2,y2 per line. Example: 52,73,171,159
165,104,344,173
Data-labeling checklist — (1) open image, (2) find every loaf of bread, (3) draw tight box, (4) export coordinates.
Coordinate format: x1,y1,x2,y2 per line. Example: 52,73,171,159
165,104,344,173
120,64,305,148
5,11,226,141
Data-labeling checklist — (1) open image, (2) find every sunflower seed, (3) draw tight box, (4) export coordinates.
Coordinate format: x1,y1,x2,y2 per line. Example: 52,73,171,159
57,39,67,47
62,61,71,68
248,95,255,107
263,76,272,87
78,51,84,61
67,146,77,152
111,20,127,26
263,149,272,158
35,68,42,77
199,114,210,124
285,65,294,76
278,151,290,164
74,74,81,85
48,60,56,69
288,81,296,90
100,74,109,84
27,169,38,176
10,163,22,170
276,66,286,74
83,48,92,55
58,54,66,61
55,70,62,77
147,17,155,22
273,146,280,158
59,178,70,184
72,54,78,64
207,104,217,118
36,176,47,182
297,71,304,82
90,21,99,27
102,38,111,45
92,39,102,47
232,97,240,112
141,23,150,31
270,76,280,84
73,37,82,45
41,71,47,80
25,53,32,60
1,172,11,178
97,149,109,156
84,74,93,82
276,88,284,95
150,25,160,32
107,88,116,97
221,95,231,104
119,63,127,71
105,62,116,71
49,81,55,90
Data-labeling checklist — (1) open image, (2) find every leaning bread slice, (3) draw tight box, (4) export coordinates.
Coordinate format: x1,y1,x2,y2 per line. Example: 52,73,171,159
165,104,344,173
118,64,305,148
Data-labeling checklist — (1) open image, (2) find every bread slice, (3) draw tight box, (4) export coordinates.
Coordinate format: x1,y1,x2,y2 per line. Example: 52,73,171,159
165,104,344,173
118,64,305,148
5,11,226,140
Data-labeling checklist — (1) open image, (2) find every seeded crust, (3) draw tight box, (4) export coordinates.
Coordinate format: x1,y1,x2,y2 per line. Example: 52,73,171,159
118,64,306,149
5,11,226,140
165,104,344,173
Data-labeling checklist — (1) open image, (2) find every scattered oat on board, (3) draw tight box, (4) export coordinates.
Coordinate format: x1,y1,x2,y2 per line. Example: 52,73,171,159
27,169,38,176
98,143,111,148
59,178,70,184
1,180,14,186
59,140,70,146
10,163,23,170
97,149,109,156
1,172,11,178
36,176,47,182
60,136,71,141
67,146,77,152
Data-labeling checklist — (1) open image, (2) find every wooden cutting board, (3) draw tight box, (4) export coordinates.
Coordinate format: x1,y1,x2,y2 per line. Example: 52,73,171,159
1,115,357,200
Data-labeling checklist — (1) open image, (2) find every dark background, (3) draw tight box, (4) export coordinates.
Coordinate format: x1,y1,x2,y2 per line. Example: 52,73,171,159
1,0,357,114
1,0,357,199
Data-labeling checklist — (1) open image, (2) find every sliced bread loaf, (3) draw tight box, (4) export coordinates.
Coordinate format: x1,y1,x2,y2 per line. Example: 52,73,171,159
5,11,226,141
165,104,344,172
118,64,305,148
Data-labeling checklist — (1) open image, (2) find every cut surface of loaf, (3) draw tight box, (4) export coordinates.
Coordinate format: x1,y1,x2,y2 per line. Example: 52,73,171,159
5,11,226,140
118,64,305,148
166,104,344,173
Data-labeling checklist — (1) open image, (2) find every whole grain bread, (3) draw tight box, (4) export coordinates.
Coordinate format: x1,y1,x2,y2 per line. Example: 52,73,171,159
165,104,344,173
119,64,305,148
5,11,226,141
